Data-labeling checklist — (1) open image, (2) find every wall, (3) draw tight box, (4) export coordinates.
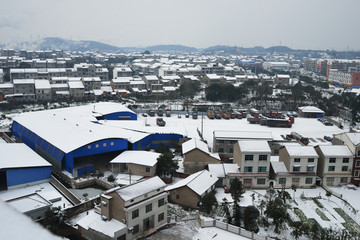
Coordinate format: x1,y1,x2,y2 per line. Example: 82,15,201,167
6,167,51,188
184,149,220,174
169,186,199,209
149,133,182,149
104,111,137,121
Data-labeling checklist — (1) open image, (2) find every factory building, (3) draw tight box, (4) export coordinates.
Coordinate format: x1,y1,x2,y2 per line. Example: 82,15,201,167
11,102,183,177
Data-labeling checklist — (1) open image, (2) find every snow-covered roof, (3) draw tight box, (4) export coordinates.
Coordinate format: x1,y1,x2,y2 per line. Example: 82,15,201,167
214,130,273,141
144,75,158,81
6,193,51,213
271,161,288,174
165,170,218,196
68,81,84,89
77,210,126,238
0,144,52,169
110,150,160,167
285,146,318,157
0,200,63,240
34,80,51,90
298,106,325,114
182,138,220,160
317,145,353,157
345,133,360,146
13,79,35,85
13,103,146,153
237,140,271,153
114,176,165,202
208,163,239,178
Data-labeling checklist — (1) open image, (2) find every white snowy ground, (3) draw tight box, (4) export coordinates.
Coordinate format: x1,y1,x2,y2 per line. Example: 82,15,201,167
132,113,345,150
146,220,250,240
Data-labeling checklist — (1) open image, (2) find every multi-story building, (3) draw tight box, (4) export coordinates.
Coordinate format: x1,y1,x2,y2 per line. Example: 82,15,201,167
314,145,353,186
81,77,101,91
99,177,168,240
143,75,159,90
34,80,51,101
275,74,290,86
0,68,3,83
262,62,290,72
68,81,84,100
273,146,319,188
212,130,273,160
332,132,360,186
232,140,271,188
113,67,133,78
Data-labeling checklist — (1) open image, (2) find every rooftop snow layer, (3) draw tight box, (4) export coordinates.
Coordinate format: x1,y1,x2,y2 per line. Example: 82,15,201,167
214,130,273,141
285,146,319,157
237,140,271,153
114,176,165,202
165,170,218,196
298,106,325,113
208,163,239,178
317,145,353,157
77,210,126,238
110,150,160,167
0,144,51,169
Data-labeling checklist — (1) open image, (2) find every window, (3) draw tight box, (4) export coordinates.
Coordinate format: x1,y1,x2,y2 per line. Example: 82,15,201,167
328,166,335,171
259,155,267,161
357,150,360,157
293,166,301,172
146,203,152,213
307,166,314,172
340,177,348,184
244,166,253,172
243,179,252,185
103,143,106,147
132,224,139,234
356,160,360,167
329,158,336,163
95,144,99,148
218,148,224,153
305,178,313,184
132,209,139,219
308,158,314,163
294,158,300,162
158,213,164,222
342,158,349,163
229,148,233,153
158,198,165,207
245,155,253,161
146,167,150,173
87,145,91,149
326,177,334,183
279,178,286,185
355,170,359,177
110,142,114,146
257,178,266,185
258,166,267,173
342,166,348,172
292,178,300,184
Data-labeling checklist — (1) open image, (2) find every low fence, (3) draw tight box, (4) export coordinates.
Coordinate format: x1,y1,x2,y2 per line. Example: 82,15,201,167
201,219,268,240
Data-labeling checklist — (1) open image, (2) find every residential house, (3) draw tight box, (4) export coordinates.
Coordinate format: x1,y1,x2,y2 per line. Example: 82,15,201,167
182,138,220,174
91,177,168,240
34,80,51,101
332,132,360,186
274,146,319,188
275,74,290,86
110,151,159,177
208,163,239,187
232,140,271,188
165,170,218,209
113,67,133,78
143,75,159,90
201,74,225,85
68,81,84,100
314,145,353,186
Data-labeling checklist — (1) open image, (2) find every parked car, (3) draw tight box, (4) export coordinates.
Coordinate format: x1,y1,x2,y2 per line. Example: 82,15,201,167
148,110,155,117
192,112,198,119
178,114,182,118
156,118,166,126
142,113,147,117
185,113,189,118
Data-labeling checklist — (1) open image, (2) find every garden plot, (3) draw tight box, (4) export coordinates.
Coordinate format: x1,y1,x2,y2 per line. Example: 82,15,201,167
295,197,345,230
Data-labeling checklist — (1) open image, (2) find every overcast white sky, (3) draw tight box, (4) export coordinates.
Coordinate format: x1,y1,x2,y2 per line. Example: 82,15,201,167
0,0,359,50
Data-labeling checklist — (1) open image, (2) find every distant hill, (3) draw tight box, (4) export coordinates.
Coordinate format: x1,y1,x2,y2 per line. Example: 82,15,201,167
145,45,198,53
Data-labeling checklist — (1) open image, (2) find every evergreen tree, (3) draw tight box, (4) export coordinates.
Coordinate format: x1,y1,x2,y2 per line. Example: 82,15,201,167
200,191,218,214
221,198,232,224
156,152,179,177
243,205,260,232
290,221,304,240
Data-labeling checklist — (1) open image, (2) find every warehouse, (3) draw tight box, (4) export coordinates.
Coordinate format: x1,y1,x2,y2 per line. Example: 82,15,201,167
0,144,52,191
11,102,183,177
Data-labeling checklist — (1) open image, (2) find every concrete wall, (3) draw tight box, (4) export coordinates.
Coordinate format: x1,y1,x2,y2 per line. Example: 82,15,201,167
168,186,199,209
184,149,220,174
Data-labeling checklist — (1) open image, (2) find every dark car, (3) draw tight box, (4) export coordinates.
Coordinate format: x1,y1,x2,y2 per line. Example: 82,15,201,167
156,118,166,126
148,110,155,117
